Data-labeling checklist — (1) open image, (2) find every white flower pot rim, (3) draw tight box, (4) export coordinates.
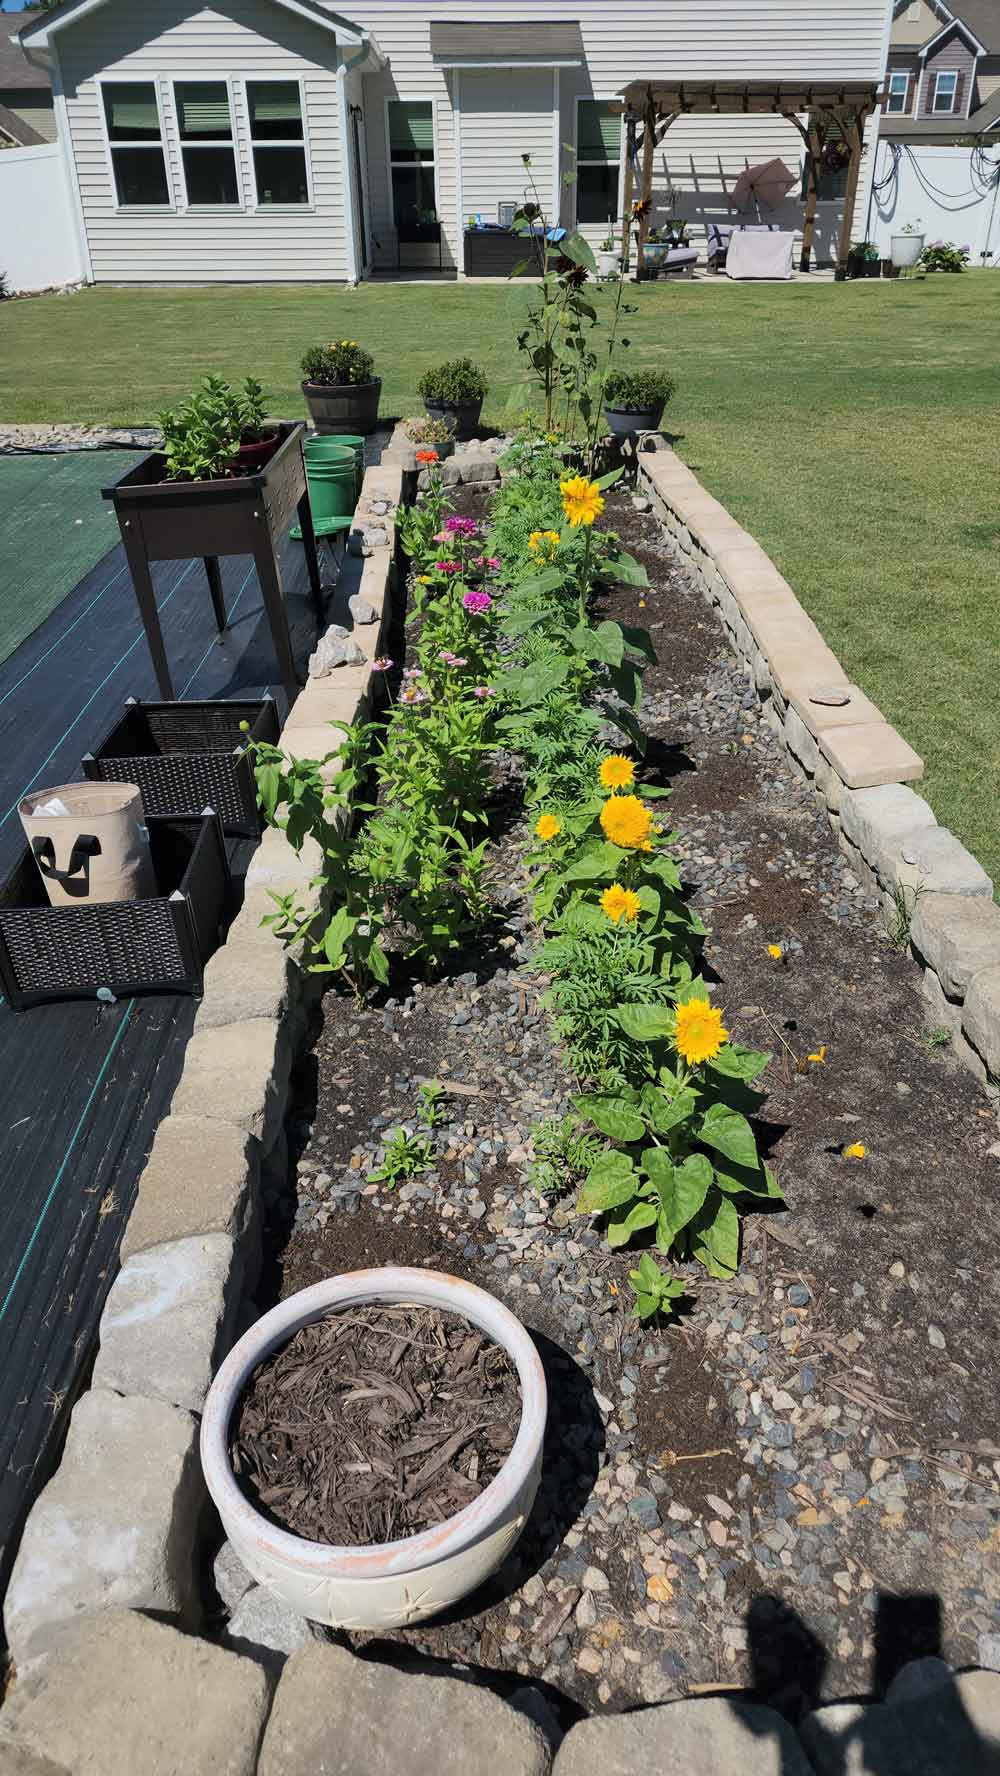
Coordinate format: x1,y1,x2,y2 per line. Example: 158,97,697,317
200,1265,547,1581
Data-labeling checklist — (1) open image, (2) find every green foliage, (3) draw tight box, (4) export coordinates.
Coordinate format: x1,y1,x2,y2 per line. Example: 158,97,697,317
603,367,676,411
417,1080,449,1129
537,913,679,1089
919,241,969,273
417,358,488,404
629,1254,685,1322
301,340,375,384
367,1126,434,1189
527,1114,606,1199
159,374,270,482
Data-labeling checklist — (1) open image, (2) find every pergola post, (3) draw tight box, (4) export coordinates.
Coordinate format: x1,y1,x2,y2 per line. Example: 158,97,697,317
634,94,656,280
621,116,636,266
835,109,868,278
786,112,823,272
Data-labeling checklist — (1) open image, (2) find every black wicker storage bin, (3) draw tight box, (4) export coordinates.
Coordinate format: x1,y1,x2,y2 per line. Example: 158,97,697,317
0,813,230,1010
82,697,279,836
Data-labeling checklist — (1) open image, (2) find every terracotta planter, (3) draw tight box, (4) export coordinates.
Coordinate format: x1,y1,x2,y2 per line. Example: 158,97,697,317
232,430,281,474
201,1267,547,1629
301,378,381,436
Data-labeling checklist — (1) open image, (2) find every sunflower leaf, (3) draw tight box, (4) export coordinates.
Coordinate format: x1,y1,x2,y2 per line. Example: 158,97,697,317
698,1103,759,1170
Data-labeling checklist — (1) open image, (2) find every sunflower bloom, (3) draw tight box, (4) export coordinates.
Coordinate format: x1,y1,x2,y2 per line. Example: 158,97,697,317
808,1046,827,1065
601,883,642,926
843,1141,866,1160
600,794,652,850
674,997,730,1066
600,754,635,791
560,475,604,528
535,813,562,842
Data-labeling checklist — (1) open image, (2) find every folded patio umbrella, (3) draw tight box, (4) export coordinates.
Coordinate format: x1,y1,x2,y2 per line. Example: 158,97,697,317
731,158,798,216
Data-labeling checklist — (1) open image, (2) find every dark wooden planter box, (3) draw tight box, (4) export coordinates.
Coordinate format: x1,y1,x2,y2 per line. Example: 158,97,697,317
102,421,322,703
82,696,279,837
0,813,230,1010
463,231,536,277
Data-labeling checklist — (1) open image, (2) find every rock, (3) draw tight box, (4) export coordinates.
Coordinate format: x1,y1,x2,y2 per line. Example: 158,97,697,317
348,593,378,625
838,784,936,881
308,625,366,675
886,1658,954,1705
0,1745,66,1774
582,1565,609,1593
927,1323,946,1350
91,1233,240,1412
257,1642,550,1775
909,894,1000,999
170,1018,292,1148
0,1610,269,1776
4,1391,204,1667
507,1685,565,1754
801,1672,1000,1773
979,1633,1000,1673
553,1697,813,1773
889,826,993,900
120,1115,259,1264
224,1584,311,1671
962,964,1000,1078
362,525,389,550
461,456,500,485
213,1540,256,1613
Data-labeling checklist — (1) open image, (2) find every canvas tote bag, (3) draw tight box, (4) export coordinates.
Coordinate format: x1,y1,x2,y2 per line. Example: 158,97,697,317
18,781,156,907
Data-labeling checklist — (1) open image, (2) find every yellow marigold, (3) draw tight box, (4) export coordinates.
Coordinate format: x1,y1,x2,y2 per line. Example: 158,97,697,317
599,794,651,850
535,813,562,842
601,883,642,926
528,529,561,554
560,475,604,528
767,943,783,960
674,997,729,1067
599,754,635,791
808,1045,827,1065
843,1141,866,1160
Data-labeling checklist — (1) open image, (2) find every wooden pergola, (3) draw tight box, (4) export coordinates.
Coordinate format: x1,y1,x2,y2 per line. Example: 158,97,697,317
618,79,883,278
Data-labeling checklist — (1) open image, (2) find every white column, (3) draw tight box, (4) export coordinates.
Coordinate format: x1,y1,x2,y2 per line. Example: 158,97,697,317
551,67,561,224
453,68,465,278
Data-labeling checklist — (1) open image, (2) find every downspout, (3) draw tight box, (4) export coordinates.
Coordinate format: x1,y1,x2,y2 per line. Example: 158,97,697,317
337,41,371,286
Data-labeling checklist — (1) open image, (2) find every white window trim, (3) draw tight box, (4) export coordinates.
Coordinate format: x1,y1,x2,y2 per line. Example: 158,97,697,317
932,68,958,112
96,74,175,213
244,75,314,211
169,75,245,210
885,70,910,112
383,93,440,229
573,93,624,230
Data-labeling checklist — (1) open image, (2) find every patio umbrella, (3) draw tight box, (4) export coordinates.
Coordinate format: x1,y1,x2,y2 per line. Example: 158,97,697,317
731,158,798,219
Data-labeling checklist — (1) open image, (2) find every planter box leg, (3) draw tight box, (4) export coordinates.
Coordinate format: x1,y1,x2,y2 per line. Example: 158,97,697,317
297,492,325,623
204,556,227,636
122,524,174,699
252,533,300,701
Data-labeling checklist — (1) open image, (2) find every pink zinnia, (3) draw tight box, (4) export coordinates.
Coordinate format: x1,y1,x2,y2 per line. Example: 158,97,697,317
445,515,479,536
402,667,423,680
434,560,463,575
462,590,492,614
399,685,430,705
371,657,393,672
432,530,450,544
477,555,501,572
473,685,493,699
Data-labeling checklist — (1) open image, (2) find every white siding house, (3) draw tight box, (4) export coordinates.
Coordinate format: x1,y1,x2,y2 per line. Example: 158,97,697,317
18,0,893,283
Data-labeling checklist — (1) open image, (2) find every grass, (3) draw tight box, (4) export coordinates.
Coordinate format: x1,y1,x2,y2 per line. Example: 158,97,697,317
1,273,998,880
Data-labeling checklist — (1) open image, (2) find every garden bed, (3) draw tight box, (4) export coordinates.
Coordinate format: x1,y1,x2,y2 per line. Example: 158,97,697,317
251,485,1000,1718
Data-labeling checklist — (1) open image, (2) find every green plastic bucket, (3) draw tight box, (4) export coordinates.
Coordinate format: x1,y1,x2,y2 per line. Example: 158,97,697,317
304,433,364,494
304,457,356,525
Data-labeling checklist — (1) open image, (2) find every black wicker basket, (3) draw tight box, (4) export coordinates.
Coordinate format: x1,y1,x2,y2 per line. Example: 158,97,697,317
81,697,279,836
0,813,230,1011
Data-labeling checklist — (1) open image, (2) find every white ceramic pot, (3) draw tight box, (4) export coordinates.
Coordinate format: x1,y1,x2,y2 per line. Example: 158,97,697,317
200,1267,547,1630
890,233,924,269
597,250,621,279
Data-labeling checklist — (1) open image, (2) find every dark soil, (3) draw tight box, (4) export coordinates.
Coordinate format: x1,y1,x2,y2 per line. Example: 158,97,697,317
231,1303,520,1546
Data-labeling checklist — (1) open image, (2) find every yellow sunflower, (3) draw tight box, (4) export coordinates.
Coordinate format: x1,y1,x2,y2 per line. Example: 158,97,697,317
600,883,642,926
599,794,652,850
560,475,605,529
674,997,730,1066
535,813,562,842
599,754,635,791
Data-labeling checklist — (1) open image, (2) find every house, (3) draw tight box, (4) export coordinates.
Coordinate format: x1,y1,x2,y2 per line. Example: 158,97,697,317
881,0,1000,139
16,0,892,285
0,28,55,144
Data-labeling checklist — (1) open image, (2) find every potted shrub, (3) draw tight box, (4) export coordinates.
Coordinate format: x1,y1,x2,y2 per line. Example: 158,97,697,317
597,233,621,279
603,366,676,437
417,358,488,439
402,414,457,459
159,375,281,480
918,239,971,273
847,240,881,280
301,340,381,436
890,218,925,271
200,1267,547,1629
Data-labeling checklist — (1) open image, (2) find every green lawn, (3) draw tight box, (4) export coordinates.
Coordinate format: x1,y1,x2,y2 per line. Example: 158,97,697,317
2,275,998,881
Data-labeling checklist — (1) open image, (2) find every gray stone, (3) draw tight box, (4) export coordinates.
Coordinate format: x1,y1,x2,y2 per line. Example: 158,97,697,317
839,784,936,878
0,1745,67,1774
170,1017,292,1147
910,893,1000,999
348,592,378,625
308,626,365,674
4,1391,204,1666
194,930,300,1033
91,1233,240,1412
461,455,500,484
213,1539,256,1612
120,1115,259,1264
801,1673,1000,1772
979,1633,1000,1673
886,825,993,900
258,1642,550,1775
362,526,389,550
553,1698,812,1774
224,1583,311,1671
0,1610,269,1776
886,1657,954,1705
508,1686,565,1754
963,964,1000,1079
784,706,820,777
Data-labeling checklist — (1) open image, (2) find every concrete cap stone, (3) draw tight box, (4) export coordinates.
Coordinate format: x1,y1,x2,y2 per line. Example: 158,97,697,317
120,1114,258,1261
284,678,369,732
839,783,937,873
818,721,924,789
169,1017,292,1144
553,1697,813,1774
91,1232,240,1412
246,826,324,889
800,1671,1000,1774
785,682,884,733
194,930,299,1032
910,893,1000,999
886,824,993,899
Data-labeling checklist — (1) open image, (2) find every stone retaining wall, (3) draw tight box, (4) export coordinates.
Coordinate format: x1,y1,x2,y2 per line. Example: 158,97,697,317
2,458,404,1674
637,445,1000,1102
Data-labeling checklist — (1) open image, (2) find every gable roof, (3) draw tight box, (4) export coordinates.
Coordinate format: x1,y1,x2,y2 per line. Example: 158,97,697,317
892,0,1000,55
0,32,51,88
18,0,370,53
919,15,988,55
0,98,46,141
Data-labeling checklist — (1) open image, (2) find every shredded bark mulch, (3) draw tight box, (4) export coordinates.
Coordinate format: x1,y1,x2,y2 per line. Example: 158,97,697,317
231,1304,521,1546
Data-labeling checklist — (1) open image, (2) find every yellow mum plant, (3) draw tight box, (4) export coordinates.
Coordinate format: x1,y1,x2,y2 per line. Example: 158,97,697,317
674,997,730,1066
560,476,604,528
599,794,652,850
535,813,562,842
600,883,642,926
599,754,635,791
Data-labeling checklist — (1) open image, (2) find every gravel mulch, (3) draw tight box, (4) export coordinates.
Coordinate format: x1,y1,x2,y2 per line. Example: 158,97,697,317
257,489,1000,1721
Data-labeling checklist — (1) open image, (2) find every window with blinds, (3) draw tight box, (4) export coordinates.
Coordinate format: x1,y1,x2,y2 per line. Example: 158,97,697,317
173,81,239,206
101,82,170,206
576,99,621,226
388,99,436,225
247,81,308,205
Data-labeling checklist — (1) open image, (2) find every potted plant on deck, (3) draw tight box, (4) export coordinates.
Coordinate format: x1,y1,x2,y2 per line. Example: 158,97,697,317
417,358,488,439
847,240,881,280
597,233,621,279
160,375,282,478
890,218,925,272
301,340,381,436
603,366,676,438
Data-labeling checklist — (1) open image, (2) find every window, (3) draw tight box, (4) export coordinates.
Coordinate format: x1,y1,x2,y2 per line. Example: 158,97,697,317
387,99,436,225
886,70,910,113
174,81,239,205
576,99,621,225
102,82,169,206
247,80,309,205
932,69,958,112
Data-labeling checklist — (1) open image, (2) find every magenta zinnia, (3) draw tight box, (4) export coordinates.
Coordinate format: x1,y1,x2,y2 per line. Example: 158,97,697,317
462,589,492,614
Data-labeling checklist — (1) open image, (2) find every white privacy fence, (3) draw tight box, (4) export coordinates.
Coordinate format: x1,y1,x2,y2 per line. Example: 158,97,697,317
0,142,84,293
864,140,1000,265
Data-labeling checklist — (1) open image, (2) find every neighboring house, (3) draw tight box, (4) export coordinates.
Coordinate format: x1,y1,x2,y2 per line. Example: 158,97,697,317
16,0,892,285
0,27,55,143
882,0,1000,139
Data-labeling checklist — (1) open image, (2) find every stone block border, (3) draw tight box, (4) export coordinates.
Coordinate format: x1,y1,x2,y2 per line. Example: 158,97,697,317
637,444,1000,1101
